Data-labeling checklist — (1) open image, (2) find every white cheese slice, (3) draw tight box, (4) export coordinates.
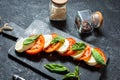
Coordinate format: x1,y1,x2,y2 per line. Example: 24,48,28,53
15,38,24,52
85,55,97,66
71,50,84,60
43,34,53,48
15,38,35,52
56,39,69,54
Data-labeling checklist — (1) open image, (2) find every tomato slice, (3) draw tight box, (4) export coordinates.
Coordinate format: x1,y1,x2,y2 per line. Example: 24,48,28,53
44,42,63,53
78,45,92,61
61,38,77,56
44,33,63,53
26,35,45,55
67,38,76,47
51,33,58,38
94,48,107,68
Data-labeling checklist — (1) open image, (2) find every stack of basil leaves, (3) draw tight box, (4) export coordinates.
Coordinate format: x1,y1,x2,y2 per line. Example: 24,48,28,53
44,63,80,80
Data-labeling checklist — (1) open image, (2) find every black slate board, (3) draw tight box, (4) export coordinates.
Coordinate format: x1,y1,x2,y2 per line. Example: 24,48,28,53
8,20,107,80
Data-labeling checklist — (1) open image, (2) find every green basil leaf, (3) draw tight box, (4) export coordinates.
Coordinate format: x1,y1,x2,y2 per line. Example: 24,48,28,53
23,39,34,45
63,72,76,79
51,35,65,44
29,34,39,40
63,66,80,80
92,48,106,65
74,66,79,75
44,63,70,73
72,42,86,50
75,66,80,80
23,34,39,45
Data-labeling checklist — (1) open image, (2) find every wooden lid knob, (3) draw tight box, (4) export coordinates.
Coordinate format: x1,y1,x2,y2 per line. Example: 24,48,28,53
95,11,103,27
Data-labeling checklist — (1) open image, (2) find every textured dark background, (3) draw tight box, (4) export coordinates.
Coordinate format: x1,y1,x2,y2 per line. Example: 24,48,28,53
0,0,120,80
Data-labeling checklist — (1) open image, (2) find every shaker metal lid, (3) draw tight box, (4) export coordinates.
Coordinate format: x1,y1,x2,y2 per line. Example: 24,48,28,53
52,0,68,5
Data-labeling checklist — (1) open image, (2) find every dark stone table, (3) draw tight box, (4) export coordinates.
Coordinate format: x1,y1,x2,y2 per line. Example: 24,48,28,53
0,0,120,80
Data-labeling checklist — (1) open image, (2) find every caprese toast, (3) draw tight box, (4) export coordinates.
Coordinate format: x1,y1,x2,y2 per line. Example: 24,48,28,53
15,33,107,68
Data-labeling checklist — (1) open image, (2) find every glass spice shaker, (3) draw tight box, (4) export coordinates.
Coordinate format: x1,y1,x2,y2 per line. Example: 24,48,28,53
49,0,68,21
75,9,103,34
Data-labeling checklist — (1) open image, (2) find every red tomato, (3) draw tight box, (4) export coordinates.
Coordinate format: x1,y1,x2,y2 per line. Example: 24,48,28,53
26,35,45,55
94,48,107,68
51,33,58,38
67,38,76,47
44,42,63,53
78,45,92,61
61,38,77,56
44,33,63,53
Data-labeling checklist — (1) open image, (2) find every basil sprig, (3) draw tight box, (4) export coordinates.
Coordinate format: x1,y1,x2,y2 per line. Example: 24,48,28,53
92,48,106,65
51,35,65,44
63,66,80,80
72,42,86,50
44,63,70,73
23,34,39,45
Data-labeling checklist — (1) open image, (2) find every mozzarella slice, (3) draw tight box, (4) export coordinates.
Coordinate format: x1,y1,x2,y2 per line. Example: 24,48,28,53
43,34,53,48
15,38,24,52
15,38,35,52
85,55,97,66
71,50,84,60
56,39,69,53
